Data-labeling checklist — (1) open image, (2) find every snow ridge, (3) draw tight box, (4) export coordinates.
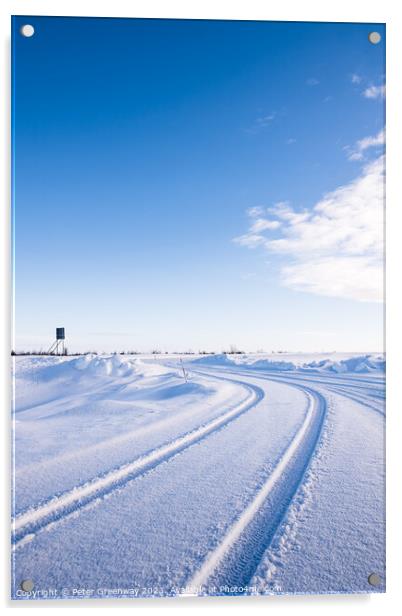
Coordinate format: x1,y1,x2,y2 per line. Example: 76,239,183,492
193,353,385,374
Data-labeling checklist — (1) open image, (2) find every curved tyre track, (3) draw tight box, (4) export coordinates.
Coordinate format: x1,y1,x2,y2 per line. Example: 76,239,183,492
187,372,327,591
207,366,384,418
246,371,384,417
13,379,264,549
323,385,384,415
258,373,384,417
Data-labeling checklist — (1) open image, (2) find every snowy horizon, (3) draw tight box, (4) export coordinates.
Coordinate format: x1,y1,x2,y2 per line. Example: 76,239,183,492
11,346,385,356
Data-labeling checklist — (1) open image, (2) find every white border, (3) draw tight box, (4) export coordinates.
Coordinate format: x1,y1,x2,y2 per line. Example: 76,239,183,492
1,1,401,614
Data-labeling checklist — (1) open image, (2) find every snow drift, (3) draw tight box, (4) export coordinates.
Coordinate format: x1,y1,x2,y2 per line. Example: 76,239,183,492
192,353,236,366
192,353,385,374
74,353,134,377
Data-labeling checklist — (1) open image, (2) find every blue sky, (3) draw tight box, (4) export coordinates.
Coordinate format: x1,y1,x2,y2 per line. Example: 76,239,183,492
12,17,385,353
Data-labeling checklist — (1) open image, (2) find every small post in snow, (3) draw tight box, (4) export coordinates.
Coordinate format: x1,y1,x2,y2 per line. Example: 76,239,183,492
180,357,188,383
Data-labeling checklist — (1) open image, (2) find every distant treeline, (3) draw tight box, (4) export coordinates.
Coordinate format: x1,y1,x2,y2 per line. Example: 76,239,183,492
11,348,247,356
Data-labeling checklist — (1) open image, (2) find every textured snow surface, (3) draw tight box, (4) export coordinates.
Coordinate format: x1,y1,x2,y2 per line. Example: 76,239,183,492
12,354,385,599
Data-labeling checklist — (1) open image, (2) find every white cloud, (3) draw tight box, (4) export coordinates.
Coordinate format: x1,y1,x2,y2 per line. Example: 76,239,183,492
351,73,362,84
250,218,281,232
363,84,385,99
234,156,385,303
346,128,385,161
256,113,276,126
232,233,266,248
268,201,309,225
245,113,276,134
246,206,265,218
282,256,382,302
233,209,281,247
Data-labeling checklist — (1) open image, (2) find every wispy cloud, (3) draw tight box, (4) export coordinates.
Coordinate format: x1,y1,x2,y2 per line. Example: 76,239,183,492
267,201,309,225
233,233,267,248
233,210,282,248
306,77,319,86
233,157,384,303
345,128,385,161
286,138,296,145
245,112,276,134
250,218,281,232
363,84,385,99
246,206,265,218
351,73,362,84
256,112,276,127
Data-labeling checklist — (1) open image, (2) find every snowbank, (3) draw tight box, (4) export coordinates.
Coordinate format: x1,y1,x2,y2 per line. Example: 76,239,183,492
249,359,295,371
74,354,134,377
302,355,385,374
192,353,236,366
34,354,180,381
192,353,385,374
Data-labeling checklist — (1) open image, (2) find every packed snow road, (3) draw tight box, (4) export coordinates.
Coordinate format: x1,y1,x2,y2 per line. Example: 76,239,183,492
12,353,385,598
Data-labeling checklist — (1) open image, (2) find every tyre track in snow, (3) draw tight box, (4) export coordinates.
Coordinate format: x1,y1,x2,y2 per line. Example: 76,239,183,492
280,373,385,402
12,377,264,549
207,365,384,394
323,385,384,415
236,369,384,417
187,368,327,590
259,373,384,416
209,366,384,418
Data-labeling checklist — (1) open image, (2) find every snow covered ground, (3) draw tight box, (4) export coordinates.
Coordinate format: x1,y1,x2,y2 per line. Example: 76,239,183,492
11,352,385,599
